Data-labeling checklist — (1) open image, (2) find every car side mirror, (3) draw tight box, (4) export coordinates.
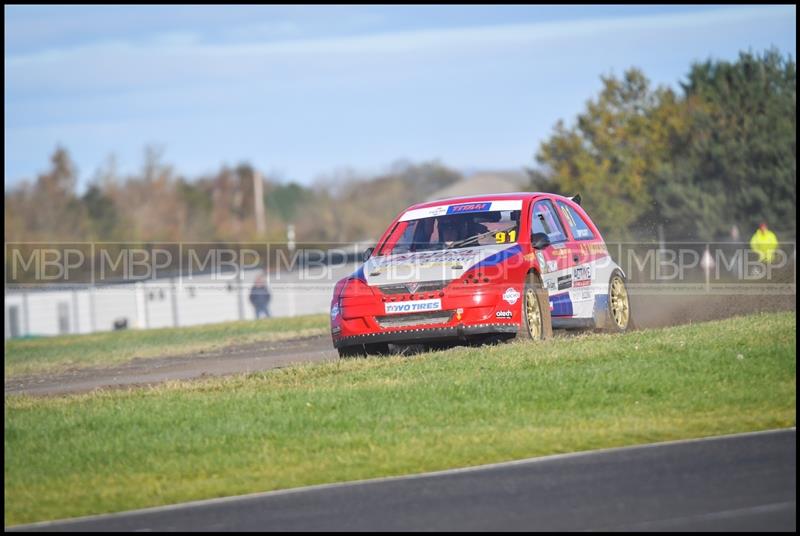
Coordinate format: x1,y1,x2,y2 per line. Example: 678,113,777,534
363,247,374,262
531,232,551,249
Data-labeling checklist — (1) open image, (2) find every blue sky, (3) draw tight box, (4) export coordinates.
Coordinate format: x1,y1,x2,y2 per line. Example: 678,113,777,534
4,5,796,191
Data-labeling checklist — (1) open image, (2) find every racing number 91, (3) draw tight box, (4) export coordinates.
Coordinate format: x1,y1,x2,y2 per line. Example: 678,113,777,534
495,230,517,244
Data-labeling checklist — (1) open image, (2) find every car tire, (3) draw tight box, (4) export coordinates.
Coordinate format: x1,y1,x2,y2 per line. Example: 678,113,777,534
337,342,390,358
337,345,367,358
364,343,390,356
514,272,553,341
606,270,634,333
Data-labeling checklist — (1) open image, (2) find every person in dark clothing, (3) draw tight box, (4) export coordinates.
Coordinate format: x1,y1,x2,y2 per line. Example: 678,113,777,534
249,274,271,319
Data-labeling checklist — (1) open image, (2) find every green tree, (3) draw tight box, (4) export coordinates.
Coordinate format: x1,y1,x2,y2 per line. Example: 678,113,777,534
177,177,214,240
536,50,796,242
266,182,311,223
16,147,88,241
655,49,796,239
536,69,672,239
82,185,119,240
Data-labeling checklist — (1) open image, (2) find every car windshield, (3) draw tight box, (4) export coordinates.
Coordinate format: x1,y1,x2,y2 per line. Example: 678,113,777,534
377,208,522,255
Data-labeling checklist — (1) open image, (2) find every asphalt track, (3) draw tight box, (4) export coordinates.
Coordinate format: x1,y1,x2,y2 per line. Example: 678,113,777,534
9,429,795,532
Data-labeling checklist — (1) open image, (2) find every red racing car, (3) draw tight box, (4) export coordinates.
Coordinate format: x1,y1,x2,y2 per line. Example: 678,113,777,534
330,192,633,357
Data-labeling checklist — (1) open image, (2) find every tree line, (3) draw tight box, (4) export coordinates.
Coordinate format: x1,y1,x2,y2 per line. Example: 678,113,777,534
5,48,795,246
4,148,461,245
533,48,795,241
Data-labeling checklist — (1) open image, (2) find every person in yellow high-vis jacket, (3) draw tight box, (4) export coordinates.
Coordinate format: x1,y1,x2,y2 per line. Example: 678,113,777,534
750,222,779,264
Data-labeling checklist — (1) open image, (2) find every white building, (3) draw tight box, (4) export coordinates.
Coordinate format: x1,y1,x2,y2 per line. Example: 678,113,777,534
5,261,359,339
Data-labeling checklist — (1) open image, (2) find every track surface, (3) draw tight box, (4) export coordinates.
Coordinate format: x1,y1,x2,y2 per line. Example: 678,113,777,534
9,429,795,532
4,335,336,397
5,292,795,397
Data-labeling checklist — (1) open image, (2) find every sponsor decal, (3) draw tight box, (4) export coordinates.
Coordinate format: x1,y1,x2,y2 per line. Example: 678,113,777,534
557,274,572,291
370,248,482,268
365,244,521,286
405,282,420,294
399,200,522,221
547,260,559,272
560,205,576,227
503,287,521,305
385,298,442,314
447,202,491,214
543,277,557,292
569,288,592,302
574,265,592,281
573,264,592,287
579,243,608,257
330,304,340,319
535,251,546,271
495,310,513,319
399,205,449,221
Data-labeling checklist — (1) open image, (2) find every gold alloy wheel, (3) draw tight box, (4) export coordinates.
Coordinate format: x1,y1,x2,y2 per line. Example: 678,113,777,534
525,288,542,339
610,276,630,329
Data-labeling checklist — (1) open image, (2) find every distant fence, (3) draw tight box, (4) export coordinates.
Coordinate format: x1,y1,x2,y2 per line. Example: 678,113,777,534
4,240,795,338
5,242,369,339
614,241,795,288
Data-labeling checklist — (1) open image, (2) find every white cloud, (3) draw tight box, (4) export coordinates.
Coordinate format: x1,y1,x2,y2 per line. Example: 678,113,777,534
6,5,794,96
4,4,795,186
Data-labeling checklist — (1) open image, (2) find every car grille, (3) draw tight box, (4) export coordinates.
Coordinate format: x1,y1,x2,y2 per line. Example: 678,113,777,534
377,280,450,295
376,311,453,329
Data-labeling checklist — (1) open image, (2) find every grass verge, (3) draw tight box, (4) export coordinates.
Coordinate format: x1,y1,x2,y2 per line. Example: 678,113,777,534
4,314,329,378
5,311,796,526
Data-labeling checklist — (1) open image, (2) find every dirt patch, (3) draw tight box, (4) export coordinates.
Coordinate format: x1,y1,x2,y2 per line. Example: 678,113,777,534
5,335,337,397
631,292,795,329
6,291,795,397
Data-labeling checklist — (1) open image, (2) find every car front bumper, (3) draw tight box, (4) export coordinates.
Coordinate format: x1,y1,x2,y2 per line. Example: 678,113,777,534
332,322,518,348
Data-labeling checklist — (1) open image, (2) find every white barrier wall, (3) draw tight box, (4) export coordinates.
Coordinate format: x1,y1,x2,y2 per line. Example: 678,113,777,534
4,262,359,339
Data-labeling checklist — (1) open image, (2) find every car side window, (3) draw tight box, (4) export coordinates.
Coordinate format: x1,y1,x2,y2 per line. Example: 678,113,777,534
557,201,595,241
531,200,568,243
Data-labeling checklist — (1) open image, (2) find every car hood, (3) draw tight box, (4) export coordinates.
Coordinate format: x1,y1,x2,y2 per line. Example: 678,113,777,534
360,244,522,287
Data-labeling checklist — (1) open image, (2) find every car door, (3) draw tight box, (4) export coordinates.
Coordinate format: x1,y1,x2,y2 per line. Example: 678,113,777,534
555,199,603,319
530,198,574,316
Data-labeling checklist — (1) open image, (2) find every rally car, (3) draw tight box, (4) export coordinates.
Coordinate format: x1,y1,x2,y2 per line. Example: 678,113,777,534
330,192,633,357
